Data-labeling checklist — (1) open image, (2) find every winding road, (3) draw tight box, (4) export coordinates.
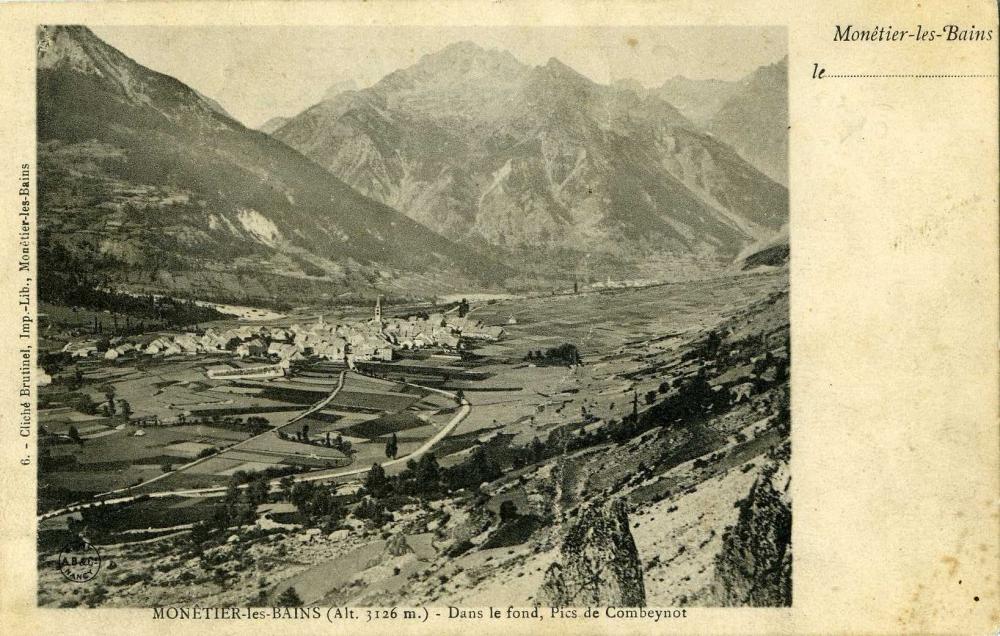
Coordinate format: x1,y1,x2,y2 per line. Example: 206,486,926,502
38,371,470,522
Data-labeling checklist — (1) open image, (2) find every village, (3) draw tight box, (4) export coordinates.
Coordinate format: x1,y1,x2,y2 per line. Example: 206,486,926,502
59,298,505,375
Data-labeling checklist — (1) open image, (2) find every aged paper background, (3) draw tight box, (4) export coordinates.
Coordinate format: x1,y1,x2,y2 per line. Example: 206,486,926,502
0,0,997,633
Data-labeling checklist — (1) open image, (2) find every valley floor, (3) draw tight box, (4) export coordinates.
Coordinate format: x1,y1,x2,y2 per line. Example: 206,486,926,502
37,268,790,608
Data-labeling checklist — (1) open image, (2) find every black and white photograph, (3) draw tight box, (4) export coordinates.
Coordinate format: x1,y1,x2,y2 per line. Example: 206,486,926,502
33,24,790,609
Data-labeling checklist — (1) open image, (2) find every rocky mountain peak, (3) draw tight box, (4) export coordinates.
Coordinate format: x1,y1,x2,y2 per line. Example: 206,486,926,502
538,56,590,83
38,25,100,73
272,39,788,268
436,39,486,57
38,27,504,304
38,25,233,130
707,55,788,184
611,77,648,96
322,78,359,102
396,39,527,84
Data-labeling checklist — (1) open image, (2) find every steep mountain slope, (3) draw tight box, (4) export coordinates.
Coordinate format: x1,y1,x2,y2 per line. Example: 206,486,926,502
274,42,788,270
258,116,289,134
37,26,502,306
708,57,788,185
322,79,359,101
652,76,740,127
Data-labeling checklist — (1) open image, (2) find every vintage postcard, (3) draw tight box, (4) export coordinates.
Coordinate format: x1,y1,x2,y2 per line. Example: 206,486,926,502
0,1,996,634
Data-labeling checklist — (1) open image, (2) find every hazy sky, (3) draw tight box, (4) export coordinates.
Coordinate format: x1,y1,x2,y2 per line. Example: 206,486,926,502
92,25,786,128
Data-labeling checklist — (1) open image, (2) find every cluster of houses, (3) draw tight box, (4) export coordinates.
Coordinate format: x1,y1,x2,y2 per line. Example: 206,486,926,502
61,299,505,367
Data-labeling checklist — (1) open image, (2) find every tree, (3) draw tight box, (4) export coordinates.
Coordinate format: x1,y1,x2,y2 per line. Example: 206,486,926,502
704,330,722,358
279,475,295,501
385,433,398,460
307,488,341,524
529,436,545,463
301,424,310,443
364,463,388,495
458,446,501,487
68,425,82,445
246,477,269,508
120,400,133,419
276,587,303,607
414,453,440,490
458,298,470,318
354,497,391,527
101,384,117,416
499,500,519,523
290,481,316,511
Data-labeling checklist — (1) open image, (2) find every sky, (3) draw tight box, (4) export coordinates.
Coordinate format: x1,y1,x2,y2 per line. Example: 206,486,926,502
92,25,786,129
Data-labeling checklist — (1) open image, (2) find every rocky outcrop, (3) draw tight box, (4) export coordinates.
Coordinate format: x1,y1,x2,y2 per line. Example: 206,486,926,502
539,498,646,607
386,534,412,557
712,443,791,606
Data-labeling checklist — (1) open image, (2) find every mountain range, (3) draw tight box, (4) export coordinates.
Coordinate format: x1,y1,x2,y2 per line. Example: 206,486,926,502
634,58,788,186
272,42,787,273
37,26,503,306
38,28,787,306
707,58,788,185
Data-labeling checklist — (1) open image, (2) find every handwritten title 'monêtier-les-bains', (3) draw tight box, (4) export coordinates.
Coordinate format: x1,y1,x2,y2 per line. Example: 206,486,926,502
835,24,994,42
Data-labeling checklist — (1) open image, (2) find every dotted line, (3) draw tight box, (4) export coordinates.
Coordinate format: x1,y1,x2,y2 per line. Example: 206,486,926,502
828,73,997,78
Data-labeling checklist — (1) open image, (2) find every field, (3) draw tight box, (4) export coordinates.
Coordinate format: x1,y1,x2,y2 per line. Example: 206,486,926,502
39,269,785,510
38,345,461,506
40,422,256,495
36,267,791,610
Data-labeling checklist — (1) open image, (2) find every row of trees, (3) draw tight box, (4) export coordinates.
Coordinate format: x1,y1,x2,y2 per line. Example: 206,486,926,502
361,446,503,506
525,343,582,366
178,415,271,435
276,428,354,455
